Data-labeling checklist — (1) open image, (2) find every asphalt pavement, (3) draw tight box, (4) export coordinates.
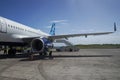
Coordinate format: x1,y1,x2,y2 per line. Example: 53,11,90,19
0,49,120,80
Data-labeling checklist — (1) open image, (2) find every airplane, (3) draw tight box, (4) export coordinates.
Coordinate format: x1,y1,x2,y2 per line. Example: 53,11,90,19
0,16,117,57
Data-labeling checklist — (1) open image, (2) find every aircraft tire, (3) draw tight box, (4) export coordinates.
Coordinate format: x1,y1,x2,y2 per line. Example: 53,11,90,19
8,48,16,57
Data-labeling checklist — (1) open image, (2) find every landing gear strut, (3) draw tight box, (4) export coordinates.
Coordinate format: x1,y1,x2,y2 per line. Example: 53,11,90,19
39,50,48,59
8,47,16,57
39,50,53,59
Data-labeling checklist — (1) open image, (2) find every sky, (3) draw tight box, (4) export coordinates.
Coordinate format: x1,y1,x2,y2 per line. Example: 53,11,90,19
0,0,120,44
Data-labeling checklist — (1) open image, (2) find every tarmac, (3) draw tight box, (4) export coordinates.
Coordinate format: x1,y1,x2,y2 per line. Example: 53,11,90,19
0,49,120,80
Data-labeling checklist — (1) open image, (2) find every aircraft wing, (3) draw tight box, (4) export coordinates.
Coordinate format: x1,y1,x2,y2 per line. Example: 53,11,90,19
48,31,114,39
21,31,113,43
22,23,116,41
48,22,117,40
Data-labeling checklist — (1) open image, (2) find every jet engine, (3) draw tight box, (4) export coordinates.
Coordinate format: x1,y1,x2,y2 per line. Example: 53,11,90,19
31,38,53,53
31,38,44,52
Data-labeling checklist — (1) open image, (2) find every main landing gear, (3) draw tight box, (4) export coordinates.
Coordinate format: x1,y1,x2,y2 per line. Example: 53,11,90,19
8,47,16,57
29,51,53,60
39,50,53,59
39,52,46,59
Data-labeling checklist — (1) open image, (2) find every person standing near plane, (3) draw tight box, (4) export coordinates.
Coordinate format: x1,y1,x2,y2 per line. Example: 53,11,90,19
3,46,7,54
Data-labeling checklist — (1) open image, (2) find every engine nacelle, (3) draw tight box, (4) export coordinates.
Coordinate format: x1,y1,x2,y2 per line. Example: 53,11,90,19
31,38,53,53
31,38,44,52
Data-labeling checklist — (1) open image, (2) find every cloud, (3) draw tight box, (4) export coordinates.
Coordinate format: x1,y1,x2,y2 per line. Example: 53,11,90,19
46,26,51,29
79,29,96,32
45,19,69,29
50,20,68,23
70,27,96,33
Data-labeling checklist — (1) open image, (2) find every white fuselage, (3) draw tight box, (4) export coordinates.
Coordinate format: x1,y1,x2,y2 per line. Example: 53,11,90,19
0,16,49,43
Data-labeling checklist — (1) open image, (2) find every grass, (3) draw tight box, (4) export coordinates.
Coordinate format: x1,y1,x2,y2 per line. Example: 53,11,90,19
75,44,120,49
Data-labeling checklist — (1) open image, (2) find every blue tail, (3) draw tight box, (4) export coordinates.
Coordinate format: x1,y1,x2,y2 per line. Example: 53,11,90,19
49,23,56,35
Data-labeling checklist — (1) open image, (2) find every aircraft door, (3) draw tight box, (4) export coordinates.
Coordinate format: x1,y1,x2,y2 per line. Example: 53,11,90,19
0,19,7,33
0,20,2,31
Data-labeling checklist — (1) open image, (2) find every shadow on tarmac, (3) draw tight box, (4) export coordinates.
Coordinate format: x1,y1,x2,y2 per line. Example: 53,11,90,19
0,53,29,59
53,55,113,58
0,53,113,61
20,54,113,61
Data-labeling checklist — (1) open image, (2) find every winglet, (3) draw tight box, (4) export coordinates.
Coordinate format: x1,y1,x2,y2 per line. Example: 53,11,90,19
114,22,117,32
49,23,56,35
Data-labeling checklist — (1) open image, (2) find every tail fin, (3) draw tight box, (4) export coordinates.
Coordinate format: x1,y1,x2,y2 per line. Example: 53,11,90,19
114,22,117,32
49,23,56,35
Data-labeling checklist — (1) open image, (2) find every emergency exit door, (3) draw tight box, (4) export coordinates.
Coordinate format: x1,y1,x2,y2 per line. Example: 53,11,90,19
0,19,7,33
0,20,2,32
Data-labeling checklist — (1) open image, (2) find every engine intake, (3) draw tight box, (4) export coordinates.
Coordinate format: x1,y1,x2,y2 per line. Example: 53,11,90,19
31,38,44,52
